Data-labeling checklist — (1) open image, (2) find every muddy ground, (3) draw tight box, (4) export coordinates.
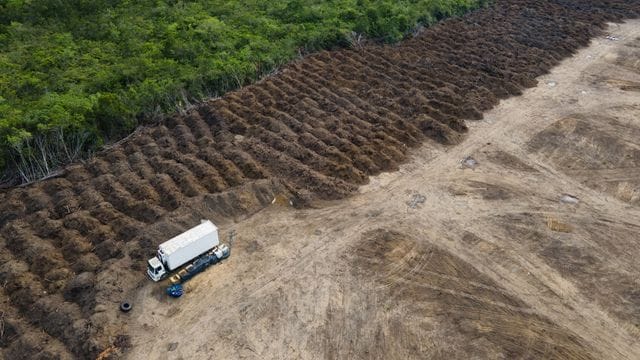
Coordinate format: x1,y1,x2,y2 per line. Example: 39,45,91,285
1,1,640,359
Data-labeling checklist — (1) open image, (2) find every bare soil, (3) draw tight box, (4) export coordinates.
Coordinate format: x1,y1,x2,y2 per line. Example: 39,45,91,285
126,20,640,360
1,1,640,359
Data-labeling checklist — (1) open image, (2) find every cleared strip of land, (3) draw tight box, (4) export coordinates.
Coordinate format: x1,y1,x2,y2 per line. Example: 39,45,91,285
127,18,640,359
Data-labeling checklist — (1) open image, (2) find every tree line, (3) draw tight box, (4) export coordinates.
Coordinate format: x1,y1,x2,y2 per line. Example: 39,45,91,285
0,0,486,183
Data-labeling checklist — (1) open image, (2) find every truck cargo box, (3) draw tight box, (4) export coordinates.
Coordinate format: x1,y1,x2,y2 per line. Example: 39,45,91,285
158,220,219,271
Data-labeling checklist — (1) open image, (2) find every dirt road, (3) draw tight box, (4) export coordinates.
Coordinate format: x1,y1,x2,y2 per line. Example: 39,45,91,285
125,20,640,359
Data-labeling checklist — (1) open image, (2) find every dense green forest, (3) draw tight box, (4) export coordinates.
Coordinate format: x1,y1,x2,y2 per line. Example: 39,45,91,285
0,0,485,182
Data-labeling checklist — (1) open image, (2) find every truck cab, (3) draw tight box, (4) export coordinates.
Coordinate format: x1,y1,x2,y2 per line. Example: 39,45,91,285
147,257,167,281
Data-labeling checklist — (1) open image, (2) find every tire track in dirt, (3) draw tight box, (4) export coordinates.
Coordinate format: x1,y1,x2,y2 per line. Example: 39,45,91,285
343,230,598,359
1,0,640,358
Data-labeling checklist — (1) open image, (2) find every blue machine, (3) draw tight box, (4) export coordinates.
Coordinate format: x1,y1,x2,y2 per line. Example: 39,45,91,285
167,284,184,297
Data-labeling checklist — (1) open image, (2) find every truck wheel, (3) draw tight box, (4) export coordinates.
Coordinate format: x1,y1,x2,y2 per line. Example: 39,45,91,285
120,301,132,312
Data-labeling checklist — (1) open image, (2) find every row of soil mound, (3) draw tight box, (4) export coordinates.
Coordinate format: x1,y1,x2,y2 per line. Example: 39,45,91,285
1,0,639,358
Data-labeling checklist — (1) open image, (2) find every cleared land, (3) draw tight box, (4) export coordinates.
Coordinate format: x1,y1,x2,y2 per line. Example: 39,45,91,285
1,1,640,359
124,20,640,359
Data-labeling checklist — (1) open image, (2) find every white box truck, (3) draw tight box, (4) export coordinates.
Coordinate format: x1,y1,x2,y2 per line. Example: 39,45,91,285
147,220,229,282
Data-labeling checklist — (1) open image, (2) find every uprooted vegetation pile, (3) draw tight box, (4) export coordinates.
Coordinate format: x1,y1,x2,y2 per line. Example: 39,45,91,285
1,1,639,358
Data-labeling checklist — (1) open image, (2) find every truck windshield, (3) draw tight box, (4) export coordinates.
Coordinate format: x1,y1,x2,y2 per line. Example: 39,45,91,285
147,264,155,274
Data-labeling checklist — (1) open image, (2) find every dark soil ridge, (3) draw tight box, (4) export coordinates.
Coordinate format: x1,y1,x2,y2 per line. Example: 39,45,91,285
1,1,639,358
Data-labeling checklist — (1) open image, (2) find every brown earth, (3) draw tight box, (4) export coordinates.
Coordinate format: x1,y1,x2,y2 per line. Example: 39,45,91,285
1,1,640,359
126,21,640,359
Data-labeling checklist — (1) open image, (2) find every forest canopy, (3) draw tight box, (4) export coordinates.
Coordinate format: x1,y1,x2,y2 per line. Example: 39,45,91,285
0,0,485,182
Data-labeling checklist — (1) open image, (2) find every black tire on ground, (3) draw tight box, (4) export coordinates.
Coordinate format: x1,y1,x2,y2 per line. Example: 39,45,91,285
120,301,132,312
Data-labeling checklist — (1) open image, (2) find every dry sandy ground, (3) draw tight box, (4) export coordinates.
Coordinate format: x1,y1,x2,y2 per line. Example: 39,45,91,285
125,20,640,359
